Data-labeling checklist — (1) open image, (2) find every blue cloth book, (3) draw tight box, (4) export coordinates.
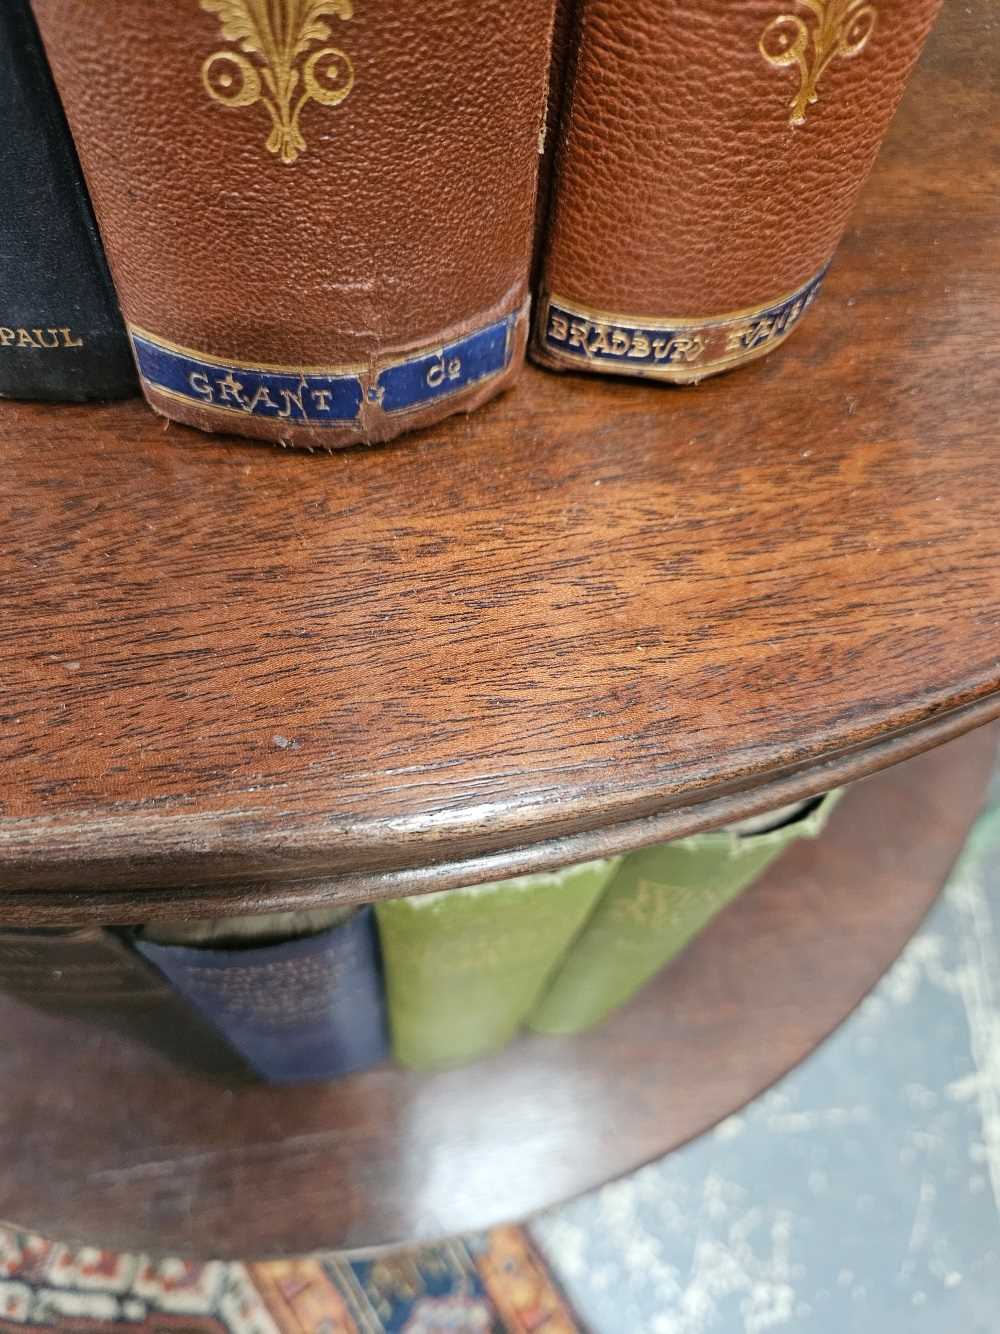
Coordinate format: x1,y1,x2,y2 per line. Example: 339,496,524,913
0,0,135,400
136,907,387,1085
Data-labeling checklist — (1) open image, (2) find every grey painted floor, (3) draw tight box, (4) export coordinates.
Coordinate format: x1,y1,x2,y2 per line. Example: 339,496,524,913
530,759,1000,1334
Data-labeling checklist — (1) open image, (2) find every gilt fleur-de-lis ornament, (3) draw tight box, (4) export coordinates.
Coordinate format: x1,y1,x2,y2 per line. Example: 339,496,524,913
200,0,355,163
760,0,878,126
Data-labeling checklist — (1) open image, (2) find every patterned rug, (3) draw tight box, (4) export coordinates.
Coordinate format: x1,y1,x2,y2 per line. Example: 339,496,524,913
0,1224,582,1333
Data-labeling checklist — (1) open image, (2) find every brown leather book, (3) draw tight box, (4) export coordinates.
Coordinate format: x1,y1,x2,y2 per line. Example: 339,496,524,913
0,927,250,1077
32,1,556,449
532,0,581,286
533,0,942,383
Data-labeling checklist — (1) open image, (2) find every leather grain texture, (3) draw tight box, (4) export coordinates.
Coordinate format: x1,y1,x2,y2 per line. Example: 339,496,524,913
32,0,555,447
535,0,942,377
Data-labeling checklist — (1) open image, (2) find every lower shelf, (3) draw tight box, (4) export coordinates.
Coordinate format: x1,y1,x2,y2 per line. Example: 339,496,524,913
0,726,994,1259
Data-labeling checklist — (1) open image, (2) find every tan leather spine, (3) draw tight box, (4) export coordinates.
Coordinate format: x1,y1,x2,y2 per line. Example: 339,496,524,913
534,0,942,382
32,0,555,449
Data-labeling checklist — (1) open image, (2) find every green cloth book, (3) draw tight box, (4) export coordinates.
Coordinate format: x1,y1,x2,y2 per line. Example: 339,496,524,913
375,859,620,1070
528,791,842,1036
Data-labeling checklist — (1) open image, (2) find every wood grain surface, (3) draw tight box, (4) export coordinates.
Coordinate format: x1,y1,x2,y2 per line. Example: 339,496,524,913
0,729,992,1259
0,0,997,915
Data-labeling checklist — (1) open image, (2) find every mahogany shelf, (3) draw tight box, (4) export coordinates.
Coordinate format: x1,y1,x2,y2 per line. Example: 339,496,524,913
0,0,995,1263
0,731,992,1259
0,0,997,921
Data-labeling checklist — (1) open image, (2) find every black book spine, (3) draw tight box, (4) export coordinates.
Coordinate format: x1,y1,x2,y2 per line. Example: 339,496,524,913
0,1,136,401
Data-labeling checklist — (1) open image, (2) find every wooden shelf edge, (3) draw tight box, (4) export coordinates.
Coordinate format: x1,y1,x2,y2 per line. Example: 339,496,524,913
1,693,997,924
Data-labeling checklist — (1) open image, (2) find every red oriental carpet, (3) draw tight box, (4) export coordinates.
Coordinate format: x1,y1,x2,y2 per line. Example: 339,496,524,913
0,1223,582,1333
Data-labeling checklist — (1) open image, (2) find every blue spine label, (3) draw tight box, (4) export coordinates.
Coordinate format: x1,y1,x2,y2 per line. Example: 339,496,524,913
130,333,364,426
374,317,513,414
541,268,828,380
136,907,388,1085
129,313,515,427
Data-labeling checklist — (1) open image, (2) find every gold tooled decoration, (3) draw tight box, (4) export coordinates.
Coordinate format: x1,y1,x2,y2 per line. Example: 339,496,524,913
200,0,355,164
760,0,877,126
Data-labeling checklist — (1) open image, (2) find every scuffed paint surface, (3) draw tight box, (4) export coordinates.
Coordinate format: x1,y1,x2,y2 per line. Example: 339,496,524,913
531,766,1000,1334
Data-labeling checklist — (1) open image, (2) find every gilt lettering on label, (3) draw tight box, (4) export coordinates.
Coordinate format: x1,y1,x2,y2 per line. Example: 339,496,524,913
548,311,706,366
188,369,343,420
426,355,462,388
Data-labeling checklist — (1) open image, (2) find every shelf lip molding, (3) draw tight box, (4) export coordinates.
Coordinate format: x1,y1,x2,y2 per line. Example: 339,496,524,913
0,690,997,921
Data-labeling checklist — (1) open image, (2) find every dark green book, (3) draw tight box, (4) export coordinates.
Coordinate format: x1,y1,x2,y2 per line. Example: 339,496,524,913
529,791,841,1036
375,859,620,1071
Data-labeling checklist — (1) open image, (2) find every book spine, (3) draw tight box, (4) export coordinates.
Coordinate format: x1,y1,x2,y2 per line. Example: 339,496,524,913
529,792,841,1035
533,0,942,383
32,0,556,449
0,1,135,401
0,928,249,1077
136,907,388,1084
532,0,581,290
375,859,620,1071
